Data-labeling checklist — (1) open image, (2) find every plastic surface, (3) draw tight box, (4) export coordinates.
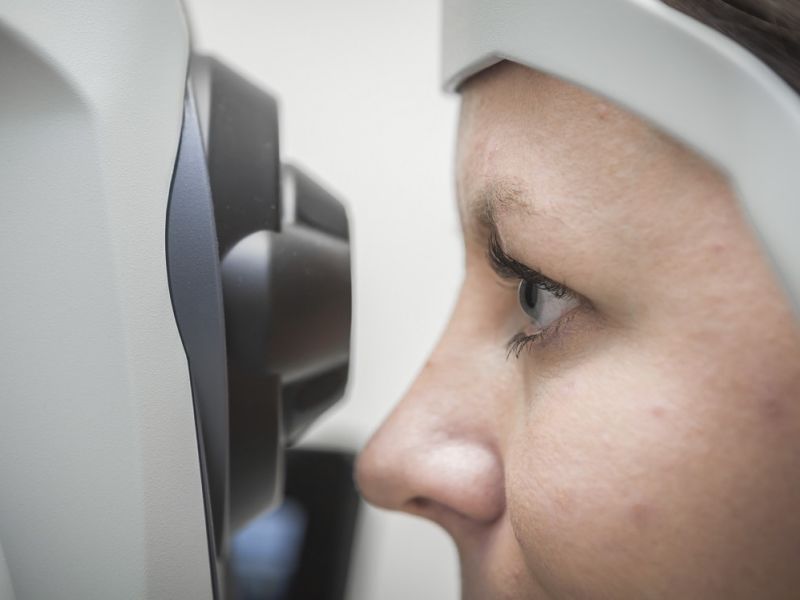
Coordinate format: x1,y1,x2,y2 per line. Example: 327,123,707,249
190,56,286,537
183,57,352,589
442,0,800,313
0,1,212,598
219,163,352,531
0,545,13,600
223,165,351,444
166,88,230,597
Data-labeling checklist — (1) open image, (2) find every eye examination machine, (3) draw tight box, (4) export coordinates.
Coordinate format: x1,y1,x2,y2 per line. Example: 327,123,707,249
0,1,351,599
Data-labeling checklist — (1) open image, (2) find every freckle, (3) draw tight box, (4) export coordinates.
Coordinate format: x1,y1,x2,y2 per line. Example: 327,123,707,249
630,502,652,532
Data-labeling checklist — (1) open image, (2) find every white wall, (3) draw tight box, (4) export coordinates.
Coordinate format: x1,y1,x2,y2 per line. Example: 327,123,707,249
184,1,463,598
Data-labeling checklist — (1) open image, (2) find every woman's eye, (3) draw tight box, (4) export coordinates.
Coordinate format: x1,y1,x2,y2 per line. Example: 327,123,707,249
485,230,583,356
517,279,581,335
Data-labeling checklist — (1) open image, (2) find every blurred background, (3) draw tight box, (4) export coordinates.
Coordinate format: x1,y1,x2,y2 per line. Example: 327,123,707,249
185,0,463,597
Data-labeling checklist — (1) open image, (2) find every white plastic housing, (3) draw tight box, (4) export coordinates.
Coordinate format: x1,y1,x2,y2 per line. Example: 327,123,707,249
0,1,212,598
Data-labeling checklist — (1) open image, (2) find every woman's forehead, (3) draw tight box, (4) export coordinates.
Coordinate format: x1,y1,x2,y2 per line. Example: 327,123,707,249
452,61,743,307
455,62,706,238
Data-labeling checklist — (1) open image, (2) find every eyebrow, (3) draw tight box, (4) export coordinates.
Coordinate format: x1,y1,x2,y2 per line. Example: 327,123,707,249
465,178,534,235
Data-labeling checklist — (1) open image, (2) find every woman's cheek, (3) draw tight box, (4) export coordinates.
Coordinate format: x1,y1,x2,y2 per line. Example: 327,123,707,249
505,348,725,597
505,332,800,598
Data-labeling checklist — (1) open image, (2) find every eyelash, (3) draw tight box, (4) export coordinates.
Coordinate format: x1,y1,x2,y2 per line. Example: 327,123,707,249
505,314,577,358
486,232,579,357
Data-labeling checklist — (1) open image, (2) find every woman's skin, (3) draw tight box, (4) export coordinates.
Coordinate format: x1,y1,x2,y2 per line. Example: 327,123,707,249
356,62,800,599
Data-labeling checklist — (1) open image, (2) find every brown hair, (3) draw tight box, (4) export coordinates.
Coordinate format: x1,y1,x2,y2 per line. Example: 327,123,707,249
662,0,800,94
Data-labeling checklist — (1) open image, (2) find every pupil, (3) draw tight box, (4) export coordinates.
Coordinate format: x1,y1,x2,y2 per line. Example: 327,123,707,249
519,280,539,314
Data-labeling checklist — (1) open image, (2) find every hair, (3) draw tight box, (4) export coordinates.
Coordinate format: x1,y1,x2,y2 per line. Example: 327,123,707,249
661,0,800,94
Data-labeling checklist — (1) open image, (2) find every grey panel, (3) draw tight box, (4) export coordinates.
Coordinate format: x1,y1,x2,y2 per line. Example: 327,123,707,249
166,89,229,598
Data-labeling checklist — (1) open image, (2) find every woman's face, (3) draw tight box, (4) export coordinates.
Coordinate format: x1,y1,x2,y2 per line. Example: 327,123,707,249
356,62,800,599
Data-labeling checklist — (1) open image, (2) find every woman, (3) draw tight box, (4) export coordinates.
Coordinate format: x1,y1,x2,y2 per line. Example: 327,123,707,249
357,0,800,598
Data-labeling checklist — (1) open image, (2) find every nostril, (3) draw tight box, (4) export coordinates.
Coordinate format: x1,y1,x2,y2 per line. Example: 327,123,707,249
405,497,432,514
402,495,499,540
403,497,447,524
408,497,429,510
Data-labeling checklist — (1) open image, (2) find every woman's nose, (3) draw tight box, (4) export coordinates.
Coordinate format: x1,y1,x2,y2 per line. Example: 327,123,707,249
356,313,507,531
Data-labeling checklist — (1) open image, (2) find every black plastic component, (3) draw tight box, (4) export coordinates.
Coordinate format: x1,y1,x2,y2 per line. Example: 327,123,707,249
228,449,362,600
167,54,351,595
193,56,282,252
222,166,350,382
284,449,361,600
218,165,351,531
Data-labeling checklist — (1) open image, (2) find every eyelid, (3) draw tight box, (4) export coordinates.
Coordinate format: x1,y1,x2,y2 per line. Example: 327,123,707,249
486,231,571,298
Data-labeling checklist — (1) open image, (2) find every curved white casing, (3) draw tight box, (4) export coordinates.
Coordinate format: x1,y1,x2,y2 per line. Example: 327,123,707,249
0,2,212,599
442,0,800,313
